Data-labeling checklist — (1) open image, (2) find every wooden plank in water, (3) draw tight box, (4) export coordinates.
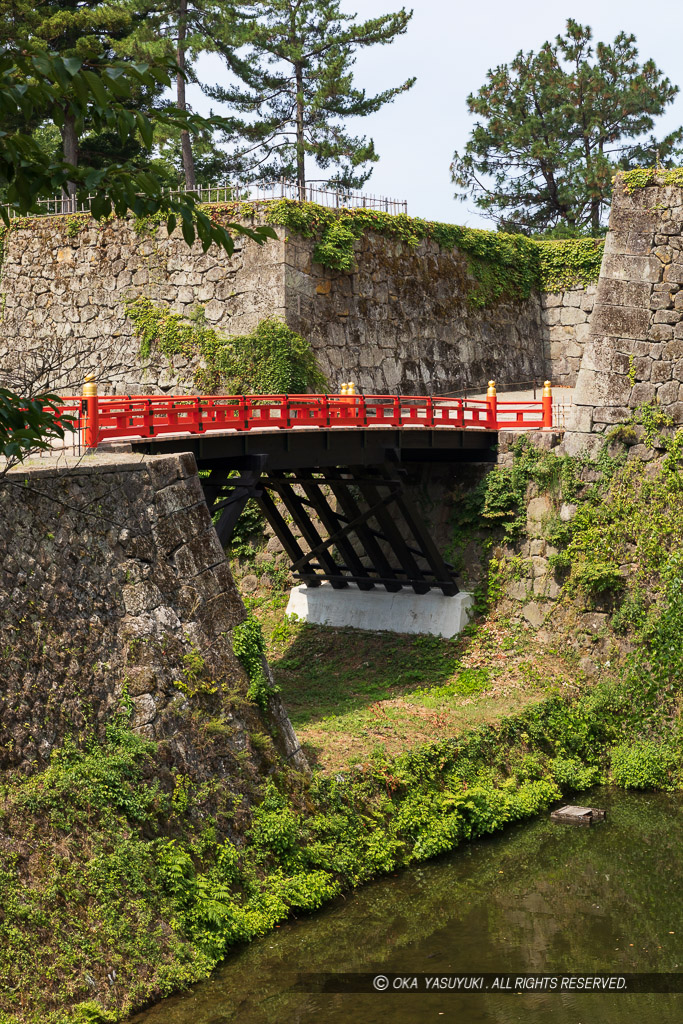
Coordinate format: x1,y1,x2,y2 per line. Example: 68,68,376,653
550,805,607,826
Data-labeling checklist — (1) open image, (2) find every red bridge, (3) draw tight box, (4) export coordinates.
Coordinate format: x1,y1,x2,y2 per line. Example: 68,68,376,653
59,382,555,448
57,382,558,596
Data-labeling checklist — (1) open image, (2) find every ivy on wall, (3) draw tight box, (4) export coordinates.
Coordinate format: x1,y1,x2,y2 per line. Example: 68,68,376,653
0,196,611,305
535,238,605,293
204,198,604,304
619,167,683,192
126,297,327,393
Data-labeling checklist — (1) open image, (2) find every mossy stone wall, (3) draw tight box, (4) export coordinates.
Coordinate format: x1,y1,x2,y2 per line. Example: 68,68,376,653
0,211,596,397
0,452,305,774
566,174,683,454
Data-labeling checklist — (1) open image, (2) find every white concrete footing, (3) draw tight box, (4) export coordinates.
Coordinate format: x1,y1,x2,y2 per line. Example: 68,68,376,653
285,583,474,638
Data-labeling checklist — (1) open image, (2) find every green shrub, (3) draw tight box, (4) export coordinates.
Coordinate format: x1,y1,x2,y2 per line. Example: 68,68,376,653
312,218,358,271
570,561,625,597
127,298,327,395
610,741,678,790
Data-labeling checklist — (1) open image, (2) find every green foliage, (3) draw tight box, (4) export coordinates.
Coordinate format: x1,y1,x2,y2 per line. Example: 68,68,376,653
0,387,72,465
567,560,625,598
548,756,600,790
620,167,683,192
312,218,358,271
610,741,679,790
228,499,266,562
535,238,604,291
205,317,328,395
410,667,491,706
451,18,683,233
71,1001,117,1024
476,435,577,540
65,215,88,239
0,45,274,254
173,649,218,698
126,298,327,395
232,615,275,710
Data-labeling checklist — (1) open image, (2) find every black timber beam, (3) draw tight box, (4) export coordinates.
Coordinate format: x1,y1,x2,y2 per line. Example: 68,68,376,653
130,425,497,469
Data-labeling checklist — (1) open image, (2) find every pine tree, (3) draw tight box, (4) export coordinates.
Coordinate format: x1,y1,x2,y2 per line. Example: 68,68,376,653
451,19,683,235
206,0,415,194
127,0,233,189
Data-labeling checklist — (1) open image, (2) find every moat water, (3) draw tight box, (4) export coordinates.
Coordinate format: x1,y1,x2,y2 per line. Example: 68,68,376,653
132,789,683,1024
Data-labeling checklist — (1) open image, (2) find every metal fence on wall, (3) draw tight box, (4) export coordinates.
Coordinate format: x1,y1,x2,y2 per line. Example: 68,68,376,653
5,180,408,219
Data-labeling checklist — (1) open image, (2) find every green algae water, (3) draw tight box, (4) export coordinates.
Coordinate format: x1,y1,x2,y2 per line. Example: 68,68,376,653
132,789,683,1024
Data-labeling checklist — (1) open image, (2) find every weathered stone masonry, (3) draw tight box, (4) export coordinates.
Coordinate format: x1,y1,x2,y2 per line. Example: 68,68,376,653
0,213,591,397
0,451,305,774
566,178,683,454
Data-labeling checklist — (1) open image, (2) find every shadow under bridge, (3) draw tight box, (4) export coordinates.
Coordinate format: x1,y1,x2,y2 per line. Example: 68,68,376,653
135,424,497,597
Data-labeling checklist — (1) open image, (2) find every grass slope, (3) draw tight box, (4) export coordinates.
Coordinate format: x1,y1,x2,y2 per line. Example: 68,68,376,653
3,421,683,1023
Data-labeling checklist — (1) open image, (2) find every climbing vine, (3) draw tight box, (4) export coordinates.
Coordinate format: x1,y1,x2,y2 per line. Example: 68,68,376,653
535,238,604,292
126,297,327,394
620,167,683,192
201,198,605,306
232,615,276,710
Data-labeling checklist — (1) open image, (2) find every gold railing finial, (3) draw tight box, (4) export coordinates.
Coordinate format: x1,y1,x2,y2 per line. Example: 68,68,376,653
486,379,496,398
83,373,97,398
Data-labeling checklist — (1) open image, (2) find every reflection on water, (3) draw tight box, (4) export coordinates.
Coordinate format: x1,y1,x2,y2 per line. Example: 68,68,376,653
131,789,683,1023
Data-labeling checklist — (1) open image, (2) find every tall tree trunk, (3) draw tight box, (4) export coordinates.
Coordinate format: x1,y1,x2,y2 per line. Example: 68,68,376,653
294,63,305,200
62,109,78,213
177,0,197,190
591,198,600,235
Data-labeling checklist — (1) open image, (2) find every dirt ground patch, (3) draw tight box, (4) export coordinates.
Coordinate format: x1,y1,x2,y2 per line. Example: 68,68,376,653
253,596,577,771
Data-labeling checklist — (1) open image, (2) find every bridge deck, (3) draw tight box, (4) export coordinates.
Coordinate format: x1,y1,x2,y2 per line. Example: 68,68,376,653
126,424,499,468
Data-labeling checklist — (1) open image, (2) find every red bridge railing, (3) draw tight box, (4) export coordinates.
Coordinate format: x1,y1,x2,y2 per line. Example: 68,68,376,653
58,379,555,450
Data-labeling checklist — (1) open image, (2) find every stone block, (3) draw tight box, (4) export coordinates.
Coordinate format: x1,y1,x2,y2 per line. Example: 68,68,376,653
600,279,650,308
541,292,563,308
654,309,680,324
152,501,213,557
154,475,205,517
580,340,614,373
592,406,631,424
122,581,164,616
650,361,672,384
173,530,225,579
657,380,679,406
601,253,663,284
664,400,683,423
527,495,551,525
591,305,650,340
560,306,587,326
664,263,683,284
522,601,550,627
629,382,656,407
648,324,674,342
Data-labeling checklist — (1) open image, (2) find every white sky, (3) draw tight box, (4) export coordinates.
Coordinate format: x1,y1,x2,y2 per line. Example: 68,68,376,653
188,0,683,227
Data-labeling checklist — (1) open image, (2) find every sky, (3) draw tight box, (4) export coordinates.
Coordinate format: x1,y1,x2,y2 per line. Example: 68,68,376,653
188,0,683,228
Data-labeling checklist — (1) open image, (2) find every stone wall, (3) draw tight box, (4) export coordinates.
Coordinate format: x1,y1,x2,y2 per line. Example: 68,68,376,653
0,212,591,398
0,451,305,774
565,177,683,454
541,285,596,387
0,216,286,394
284,230,547,394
